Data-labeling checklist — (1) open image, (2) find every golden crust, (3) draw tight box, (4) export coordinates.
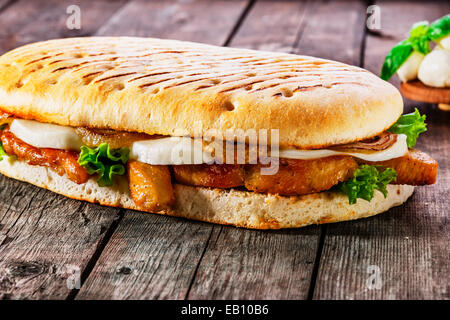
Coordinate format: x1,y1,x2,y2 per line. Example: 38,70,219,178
0,157,414,229
0,37,403,148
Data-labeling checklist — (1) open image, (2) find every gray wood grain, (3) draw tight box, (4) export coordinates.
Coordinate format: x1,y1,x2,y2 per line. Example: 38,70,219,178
228,0,309,52
0,0,128,54
293,0,366,66
0,0,14,12
186,0,367,300
312,0,450,300
95,0,246,45
75,0,250,300
187,226,319,300
0,177,121,299
76,211,215,299
0,0,129,300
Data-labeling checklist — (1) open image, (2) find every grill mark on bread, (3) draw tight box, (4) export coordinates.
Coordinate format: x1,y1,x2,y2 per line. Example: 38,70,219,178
139,77,176,88
94,72,137,83
73,61,114,72
291,81,367,93
219,79,269,93
293,84,324,92
24,56,52,66
6,38,375,111
195,85,213,90
128,71,172,82
82,71,103,79
51,66,72,73
163,77,211,89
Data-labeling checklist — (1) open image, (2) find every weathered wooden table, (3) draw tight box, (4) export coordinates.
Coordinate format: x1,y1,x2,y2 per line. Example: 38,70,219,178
0,0,448,300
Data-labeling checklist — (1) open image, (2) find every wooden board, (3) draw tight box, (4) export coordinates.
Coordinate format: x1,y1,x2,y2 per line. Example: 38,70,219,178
75,0,250,300
0,177,122,299
94,0,246,45
312,0,450,300
0,0,13,12
400,80,450,104
0,0,128,54
293,0,366,66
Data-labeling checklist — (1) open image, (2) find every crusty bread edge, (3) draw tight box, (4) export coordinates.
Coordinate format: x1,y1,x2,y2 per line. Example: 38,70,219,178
0,157,414,229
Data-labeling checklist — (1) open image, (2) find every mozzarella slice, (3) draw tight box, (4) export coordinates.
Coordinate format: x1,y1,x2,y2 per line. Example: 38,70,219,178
396,51,424,82
10,119,83,150
130,137,214,165
279,134,408,162
418,47,450,87
8,119,408,164
131,134,408,165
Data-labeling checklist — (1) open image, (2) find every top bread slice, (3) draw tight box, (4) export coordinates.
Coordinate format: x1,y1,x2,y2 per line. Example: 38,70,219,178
0,37,403,149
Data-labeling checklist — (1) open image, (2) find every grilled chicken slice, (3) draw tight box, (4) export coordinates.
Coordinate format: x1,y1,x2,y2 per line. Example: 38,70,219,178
1,129,89,184
244,156,358,196
363,149,438,185
128,160,175,211
171,150,437,195
172,156,358,196
172,164,244,188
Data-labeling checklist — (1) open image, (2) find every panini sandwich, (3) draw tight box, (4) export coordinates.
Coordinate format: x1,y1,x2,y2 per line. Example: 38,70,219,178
0,37,437,229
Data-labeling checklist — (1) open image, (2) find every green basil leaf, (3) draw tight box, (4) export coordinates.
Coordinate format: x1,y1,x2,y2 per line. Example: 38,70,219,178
388,108,427,148
428,14,450,41
408,21,431,54
336,165,397,205
380,40,413,80
78,143,129,187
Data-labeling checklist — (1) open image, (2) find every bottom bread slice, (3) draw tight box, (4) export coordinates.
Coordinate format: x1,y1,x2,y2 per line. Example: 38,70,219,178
0,157,414,229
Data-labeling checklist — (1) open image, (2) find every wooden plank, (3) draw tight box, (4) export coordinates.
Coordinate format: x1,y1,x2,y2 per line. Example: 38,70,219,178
228,0,308,52
76,211,215,299
0,0,129,300
186,0,367,300
0,0,14,11
187,226,319,300
293,0,366,66
313,0,450,300
0,0,128,54
0,178,122,299
75,0,250,300
95,0,245,45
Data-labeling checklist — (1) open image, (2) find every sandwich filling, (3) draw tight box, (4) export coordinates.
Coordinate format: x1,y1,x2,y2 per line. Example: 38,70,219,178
0,109,437,211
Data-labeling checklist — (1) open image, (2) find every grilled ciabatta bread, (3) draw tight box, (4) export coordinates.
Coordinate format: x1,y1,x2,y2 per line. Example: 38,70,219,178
0,37,401,149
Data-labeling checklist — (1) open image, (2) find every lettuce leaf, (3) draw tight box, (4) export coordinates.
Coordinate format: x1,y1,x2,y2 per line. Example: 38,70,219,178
337,165,397,205
78,143,129,187
388,108,427,148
